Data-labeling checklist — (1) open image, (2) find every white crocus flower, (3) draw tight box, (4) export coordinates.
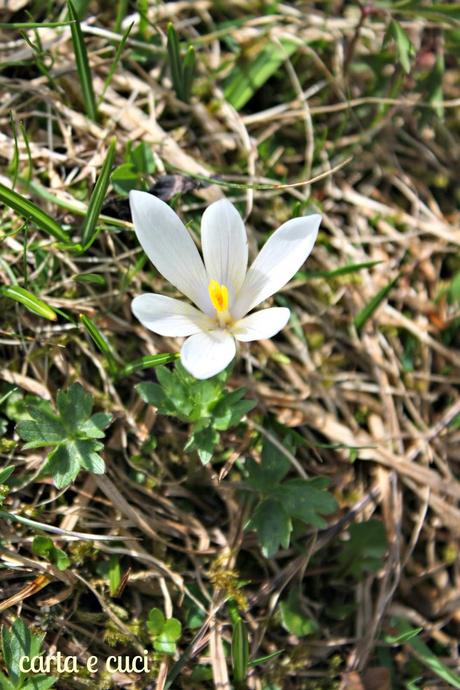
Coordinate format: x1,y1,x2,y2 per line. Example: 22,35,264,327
130,191,321,379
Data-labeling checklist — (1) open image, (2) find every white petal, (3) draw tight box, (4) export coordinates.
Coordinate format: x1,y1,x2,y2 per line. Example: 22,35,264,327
132,294,213,336
201,199,248,298
232,307,290,342
232,214,321,319
180,330,236,379
129,191,212,314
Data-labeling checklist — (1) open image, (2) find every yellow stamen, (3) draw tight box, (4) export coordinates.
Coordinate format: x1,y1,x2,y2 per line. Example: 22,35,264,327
208,280,229,313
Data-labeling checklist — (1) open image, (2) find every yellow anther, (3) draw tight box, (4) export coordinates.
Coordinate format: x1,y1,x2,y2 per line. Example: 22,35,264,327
208,280,229,313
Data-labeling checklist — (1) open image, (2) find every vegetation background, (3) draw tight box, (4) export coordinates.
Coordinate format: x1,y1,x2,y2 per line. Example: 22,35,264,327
0,0,459,688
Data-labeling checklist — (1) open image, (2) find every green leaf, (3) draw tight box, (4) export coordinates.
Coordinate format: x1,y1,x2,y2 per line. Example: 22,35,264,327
183,586,207,629
32,535,53,557
98,21,134,106
56,382,93,428
385,19,415,74
52,548,70,571
383,1,460,23
182,46,196,102
337,519,387,578
0,285,58,322
448,271,460,304
32,536,70,571
120,353,179,378
147,608,165,636
0,20,75,28
78,412,113,439
17,383,110,488
393,619,460,688
153,618,182,655
44,444,81,489
385,626,423,644
280,591,317,637
71,439,106,474
154,638,176,655
246,498,292,558
67,0,97,121
354,275,399,330
136,382,170,410
23,676,57,690
273,478,337,529
0,669,15,690
249,650,284,667
130,142,156,174
224,38,298,110
212,388,256,430
232,618,249,685
80,314,118,374
166,23,195,102
188,427,220,465
299,260,383,280
246,432,292,491
0,182,68,241
2,619,32,685
17,401,66,448
108,555,121,596
72,273,106,286
81,138,117,247
161,619,182,641
421,51,445,118
111,163,138,196
156,366,188,409
0,467,14,484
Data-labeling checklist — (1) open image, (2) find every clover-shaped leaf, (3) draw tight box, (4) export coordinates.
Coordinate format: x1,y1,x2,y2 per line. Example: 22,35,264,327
147,608,182,655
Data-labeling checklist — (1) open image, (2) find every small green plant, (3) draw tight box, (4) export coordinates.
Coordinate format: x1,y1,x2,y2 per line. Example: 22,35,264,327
16,382,112,489
111,141,156,196
245,429,337,557
383,19,415,75
147,609,181,654
279,589,317,637
137,361,255,464
166,23,196,103
0,618,57,689
31,536,70,571
337,519,387,579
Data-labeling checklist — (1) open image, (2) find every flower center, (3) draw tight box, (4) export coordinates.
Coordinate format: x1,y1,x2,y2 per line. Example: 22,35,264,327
208,280,229,314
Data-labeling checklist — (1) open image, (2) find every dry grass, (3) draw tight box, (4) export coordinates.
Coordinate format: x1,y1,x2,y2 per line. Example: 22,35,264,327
1,1,460,689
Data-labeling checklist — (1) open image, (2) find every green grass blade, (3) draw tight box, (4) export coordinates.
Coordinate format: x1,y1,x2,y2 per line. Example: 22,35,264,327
68,0,98,121
73,273,106,286
80,314,118,374
81,137,117,248
0,182,68,241
231,618,249,686
22,178,129,229
167,23,185,101
249,649,284,666
118,353,179,378
0,285,57,321
394,619,460,688
0,20,75,28
98,22,134,106
8,114,19,189
224,37,298,110
299,261,383,280
182,45,196,102
115,0,129,33
19,123,33,184
354,275,399,331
